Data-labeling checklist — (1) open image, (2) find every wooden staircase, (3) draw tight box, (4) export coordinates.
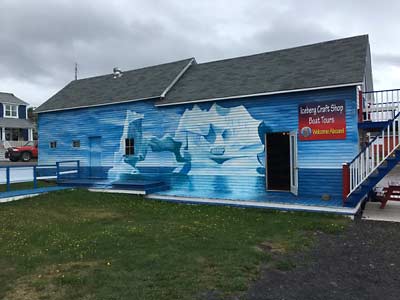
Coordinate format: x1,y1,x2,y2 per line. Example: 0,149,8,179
343,89,400,207
344,148,400,207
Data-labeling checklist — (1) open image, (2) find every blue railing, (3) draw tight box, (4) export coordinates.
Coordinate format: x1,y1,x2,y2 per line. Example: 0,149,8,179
56,160,80,182
0,160,80,192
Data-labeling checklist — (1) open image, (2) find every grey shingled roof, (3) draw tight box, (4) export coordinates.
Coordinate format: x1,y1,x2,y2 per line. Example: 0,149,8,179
0,93,29,105
0,118,34,129
36,58,194,113
158,35,370,106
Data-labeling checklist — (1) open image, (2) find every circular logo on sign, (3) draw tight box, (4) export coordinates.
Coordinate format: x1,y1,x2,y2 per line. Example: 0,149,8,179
301,126,312,138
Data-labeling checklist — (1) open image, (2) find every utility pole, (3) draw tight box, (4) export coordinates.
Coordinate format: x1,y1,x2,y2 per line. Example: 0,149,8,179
74,63,78,80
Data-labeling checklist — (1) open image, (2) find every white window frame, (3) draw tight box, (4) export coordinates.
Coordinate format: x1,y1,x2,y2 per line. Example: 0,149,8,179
3,104,18,118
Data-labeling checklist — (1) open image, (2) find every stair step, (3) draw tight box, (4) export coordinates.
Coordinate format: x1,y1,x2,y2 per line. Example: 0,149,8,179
112,180,165,189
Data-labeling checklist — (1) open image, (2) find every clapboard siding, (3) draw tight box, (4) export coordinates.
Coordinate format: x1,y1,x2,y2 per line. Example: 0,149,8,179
38,86,358,201
299,168,343,198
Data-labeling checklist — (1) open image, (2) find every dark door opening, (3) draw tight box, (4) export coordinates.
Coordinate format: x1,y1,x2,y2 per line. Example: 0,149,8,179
266,132,291,191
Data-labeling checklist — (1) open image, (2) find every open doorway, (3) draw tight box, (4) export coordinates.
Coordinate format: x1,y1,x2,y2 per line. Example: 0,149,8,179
266,132,290,191
266,131,298,194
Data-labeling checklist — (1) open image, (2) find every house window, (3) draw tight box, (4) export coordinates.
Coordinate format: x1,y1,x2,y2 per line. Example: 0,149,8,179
50,141,57,149
5,128,22,141
125,138,134,155
72,140,80,148
4,104,18,118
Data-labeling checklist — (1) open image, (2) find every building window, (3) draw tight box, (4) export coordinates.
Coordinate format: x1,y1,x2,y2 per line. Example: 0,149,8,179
50,141,57,149
5,128,23,141
125,138,134,155
4,104,18,118
72,140,80,148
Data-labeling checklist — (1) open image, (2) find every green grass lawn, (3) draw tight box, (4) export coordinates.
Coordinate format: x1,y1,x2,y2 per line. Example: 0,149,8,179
0,180,56,192
0,190,348,300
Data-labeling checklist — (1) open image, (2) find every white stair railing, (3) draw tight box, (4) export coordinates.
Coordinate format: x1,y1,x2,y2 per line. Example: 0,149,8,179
349,112,400,195
363,89,400,122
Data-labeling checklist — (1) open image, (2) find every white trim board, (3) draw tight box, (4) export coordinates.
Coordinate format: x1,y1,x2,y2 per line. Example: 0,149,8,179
155,82,362,107
0,193,41,203
88,188,146,195
147,194,361,215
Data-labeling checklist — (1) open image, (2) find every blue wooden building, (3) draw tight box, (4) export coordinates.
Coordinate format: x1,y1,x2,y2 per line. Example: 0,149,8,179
37,35,391,214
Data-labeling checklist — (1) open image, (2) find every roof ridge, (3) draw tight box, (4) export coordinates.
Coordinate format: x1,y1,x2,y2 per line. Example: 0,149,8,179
195,34,369,67
71,57,195,83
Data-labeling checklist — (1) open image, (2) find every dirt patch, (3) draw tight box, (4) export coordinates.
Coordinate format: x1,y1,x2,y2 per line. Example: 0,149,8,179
51,209,123,222
242,220,400,300
3,261,99,300
255,241,287,255
77,209,122,220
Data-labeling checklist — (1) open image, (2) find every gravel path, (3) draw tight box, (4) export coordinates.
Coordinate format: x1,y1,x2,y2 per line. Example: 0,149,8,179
243,220,400,300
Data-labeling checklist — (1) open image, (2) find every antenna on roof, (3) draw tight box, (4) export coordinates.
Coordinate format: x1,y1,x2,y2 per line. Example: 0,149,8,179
74,63,78,80
113,67,123,78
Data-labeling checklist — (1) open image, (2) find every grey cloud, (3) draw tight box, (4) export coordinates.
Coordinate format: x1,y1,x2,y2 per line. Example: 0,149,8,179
374,54,400,67
0,0,399,106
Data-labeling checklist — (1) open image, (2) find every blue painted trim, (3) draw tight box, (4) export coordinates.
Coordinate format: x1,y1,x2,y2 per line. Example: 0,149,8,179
358,121,389,130
33,166,37,189
6,167,10,192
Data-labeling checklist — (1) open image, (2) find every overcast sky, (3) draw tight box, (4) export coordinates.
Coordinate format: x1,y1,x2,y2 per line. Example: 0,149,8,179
0,0,399,107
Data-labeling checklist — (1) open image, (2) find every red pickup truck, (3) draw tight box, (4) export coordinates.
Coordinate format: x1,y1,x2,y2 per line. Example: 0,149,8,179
5,141,38,162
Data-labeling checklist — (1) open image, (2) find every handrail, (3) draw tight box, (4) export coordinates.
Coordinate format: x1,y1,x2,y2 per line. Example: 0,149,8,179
350,112,400,164
57,160,80,164
0,160,80,192
364,88,400,94
0,165,40,169
56,160,80,182
348,112,400,195
362,89,400,122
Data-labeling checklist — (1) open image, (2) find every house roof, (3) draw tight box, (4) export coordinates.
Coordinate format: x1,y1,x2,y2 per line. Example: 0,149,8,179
0,92,29,105
0,118,34,129
158,35,370,106
35,58,195,113
36,35,371,113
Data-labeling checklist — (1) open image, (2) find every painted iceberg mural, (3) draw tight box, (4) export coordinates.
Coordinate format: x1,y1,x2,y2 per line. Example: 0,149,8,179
108,103,265,180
